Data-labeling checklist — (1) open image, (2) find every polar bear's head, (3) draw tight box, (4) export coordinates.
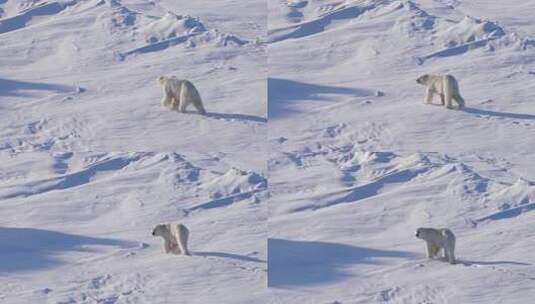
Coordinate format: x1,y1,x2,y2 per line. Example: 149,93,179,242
152,224,170,237
158,76,168,85
416,227,430,239
415,227,436,240
416,74,430,85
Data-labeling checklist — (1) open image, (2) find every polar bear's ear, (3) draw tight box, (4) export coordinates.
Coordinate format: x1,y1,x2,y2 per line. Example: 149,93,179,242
158,76,167,84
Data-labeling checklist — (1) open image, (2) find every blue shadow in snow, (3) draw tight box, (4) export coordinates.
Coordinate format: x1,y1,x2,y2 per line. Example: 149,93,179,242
268,238,414,287
0,78,73,97
269,5,372,43
0,2,71,34
185,189,264,213
478,203,535,222
459,259,531,266
205,112,267,123
268,78,373,119
172,110,267,123
0,155,141,200
463,107,535,121
121,34,195,58
293,167,427,212
0,227,134,273
194,251,266,263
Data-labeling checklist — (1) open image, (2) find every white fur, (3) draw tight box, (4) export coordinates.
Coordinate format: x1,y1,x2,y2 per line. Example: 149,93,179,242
158,76,206,114
152,223,190,256
416,74,465,109
416,227,456,264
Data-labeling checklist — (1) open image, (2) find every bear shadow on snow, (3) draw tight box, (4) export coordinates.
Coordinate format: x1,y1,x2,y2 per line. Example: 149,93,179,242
268,78,375,119
0,78,74,97
458,259,532,267
0,227,135,273
268,238,414,287
462,107,535,121
177,110,267,123
204,111,267,123
194,251,266,263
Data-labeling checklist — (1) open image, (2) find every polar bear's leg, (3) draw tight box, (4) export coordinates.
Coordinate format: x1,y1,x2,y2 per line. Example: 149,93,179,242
432,245,440,258
171,242,181,254
185,82,206,115
426,242,435,258
425,88,434,104
443,76,454,109
439,93,445,105
163,239,172,254
170,97,180,111
192,99,206,115
179,83,190,113
446,240,456,264
161,94,172,108
453,94,465,109
444,90,453,109
444,247,452,264
175,224,190,256
449,249,456,264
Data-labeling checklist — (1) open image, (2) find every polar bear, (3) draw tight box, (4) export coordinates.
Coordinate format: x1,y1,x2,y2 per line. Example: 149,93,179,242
416,227,456,264
158,76,206,114
152,223,190,255
416,74,465,109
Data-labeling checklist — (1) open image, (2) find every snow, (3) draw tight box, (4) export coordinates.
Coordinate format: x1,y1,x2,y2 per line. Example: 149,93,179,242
268,0,535,303
2,0,535,303
0,0,266,153
0,0,266,303
0,152,267,303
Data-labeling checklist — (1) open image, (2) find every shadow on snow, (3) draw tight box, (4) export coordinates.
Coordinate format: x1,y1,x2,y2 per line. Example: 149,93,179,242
0,78,73,97
0,227,134,273
268,78,374,119
195,251,266,263
268,238,414,287
463,107,535,121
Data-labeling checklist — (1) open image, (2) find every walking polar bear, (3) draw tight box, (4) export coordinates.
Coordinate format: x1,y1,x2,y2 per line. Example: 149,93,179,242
416,74,465,109
158,76,206,114
416,227,456,264
152,223,190,256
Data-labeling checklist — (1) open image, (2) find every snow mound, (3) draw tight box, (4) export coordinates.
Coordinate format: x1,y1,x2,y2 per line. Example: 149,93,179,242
390,0,436,33
138,12,206,44
121,11,248,58
268,0,378,43
480,178,535,222
156,153,203,188
437,16,505,48
0,152,146,200
0,1,76,34
204,167,267,200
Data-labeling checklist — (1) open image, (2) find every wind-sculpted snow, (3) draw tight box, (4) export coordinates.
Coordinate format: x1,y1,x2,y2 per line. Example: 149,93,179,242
2,0,535,303
0,151,267,303
268,2,378,43
120,11,249,58
0,1,76,34
269,147,535,302
0,0,265,153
